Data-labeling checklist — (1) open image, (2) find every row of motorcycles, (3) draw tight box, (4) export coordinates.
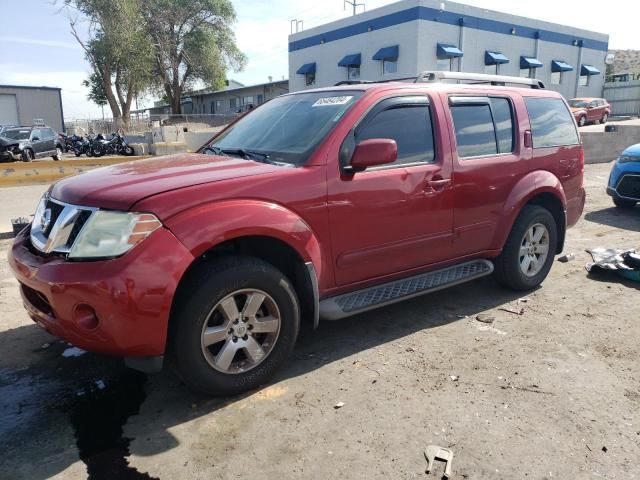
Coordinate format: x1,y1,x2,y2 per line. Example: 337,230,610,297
59,132,135,157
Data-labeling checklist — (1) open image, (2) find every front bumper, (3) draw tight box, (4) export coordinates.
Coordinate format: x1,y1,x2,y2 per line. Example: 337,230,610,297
0,150,20,161
607,162,640,201
8,226,194,357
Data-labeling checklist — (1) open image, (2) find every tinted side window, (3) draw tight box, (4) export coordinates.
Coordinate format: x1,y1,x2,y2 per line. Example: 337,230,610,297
357,105,435,165
451,104,497,157
524,97,579,148
30,129,41,140
490,98,514,153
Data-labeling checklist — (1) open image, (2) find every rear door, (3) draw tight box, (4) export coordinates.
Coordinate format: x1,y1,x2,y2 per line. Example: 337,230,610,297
445,94,524,255
42,128,56,154
587,100,600,122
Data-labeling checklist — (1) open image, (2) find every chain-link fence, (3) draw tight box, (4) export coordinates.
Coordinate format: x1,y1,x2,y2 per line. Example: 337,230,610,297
65,114,239,136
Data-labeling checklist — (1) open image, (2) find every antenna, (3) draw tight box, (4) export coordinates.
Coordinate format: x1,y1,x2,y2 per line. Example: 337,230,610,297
290,19,304,34
344,0,365,16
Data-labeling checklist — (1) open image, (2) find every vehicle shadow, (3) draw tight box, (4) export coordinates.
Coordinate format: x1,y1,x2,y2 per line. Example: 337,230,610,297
584,206,640,232
0,276,528,480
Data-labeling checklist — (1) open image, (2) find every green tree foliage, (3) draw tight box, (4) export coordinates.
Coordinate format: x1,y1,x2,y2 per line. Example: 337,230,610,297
64,0,153,126
144,0,247,114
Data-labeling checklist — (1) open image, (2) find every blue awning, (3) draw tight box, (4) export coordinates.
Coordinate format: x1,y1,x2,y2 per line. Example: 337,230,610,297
520,56,543,69
338,53,361,67
485,51,510,65
296,63,316,75
437,44,463,58
372,45,399,61
551,60,573,72
581,64,601,76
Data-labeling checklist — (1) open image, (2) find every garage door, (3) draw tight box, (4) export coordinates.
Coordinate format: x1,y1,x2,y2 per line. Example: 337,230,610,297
0,94,19,125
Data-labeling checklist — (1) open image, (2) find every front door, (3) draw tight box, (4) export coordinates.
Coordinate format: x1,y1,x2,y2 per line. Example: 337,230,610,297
328,95,454,286
29,129,46,157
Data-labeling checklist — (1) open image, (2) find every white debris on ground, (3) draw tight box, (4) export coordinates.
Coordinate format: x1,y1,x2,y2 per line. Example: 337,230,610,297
61,347,86,358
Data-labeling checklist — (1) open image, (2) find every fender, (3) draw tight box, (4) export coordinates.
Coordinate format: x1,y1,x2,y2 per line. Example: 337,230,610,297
492,170,567,249
164,199,324,283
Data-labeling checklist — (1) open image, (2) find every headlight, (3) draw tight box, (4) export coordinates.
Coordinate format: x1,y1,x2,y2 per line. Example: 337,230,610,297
68,211,162,259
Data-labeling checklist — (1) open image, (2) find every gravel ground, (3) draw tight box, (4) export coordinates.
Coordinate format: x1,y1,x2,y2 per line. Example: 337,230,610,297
0,162,638,480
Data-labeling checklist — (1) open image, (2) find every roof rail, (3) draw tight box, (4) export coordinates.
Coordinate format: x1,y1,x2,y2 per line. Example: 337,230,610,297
415,71,545,89
334,80,376,86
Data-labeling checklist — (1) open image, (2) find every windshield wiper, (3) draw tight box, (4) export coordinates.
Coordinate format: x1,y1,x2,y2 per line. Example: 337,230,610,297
203,145,272,163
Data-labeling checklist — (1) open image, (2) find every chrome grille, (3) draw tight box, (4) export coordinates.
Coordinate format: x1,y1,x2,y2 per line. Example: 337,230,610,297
30,195,96,254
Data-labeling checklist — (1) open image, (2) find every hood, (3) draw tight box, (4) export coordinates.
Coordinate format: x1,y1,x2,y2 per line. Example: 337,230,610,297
0,136,18,146
50,153,285,210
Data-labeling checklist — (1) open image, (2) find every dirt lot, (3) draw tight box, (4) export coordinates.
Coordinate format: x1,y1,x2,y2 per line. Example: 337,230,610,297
0,162,638,480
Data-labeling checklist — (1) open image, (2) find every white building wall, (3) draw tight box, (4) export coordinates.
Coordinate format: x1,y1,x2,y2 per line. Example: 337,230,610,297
288,0,609,99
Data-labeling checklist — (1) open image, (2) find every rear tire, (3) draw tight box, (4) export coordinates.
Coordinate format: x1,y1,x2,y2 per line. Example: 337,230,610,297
493,205,558,291
613,197,636,209
578,116,586,127
171,255,300,396
600,113,608,124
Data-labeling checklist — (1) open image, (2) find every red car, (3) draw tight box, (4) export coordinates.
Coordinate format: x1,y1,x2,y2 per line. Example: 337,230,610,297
9,73,585,395
569,97,611,127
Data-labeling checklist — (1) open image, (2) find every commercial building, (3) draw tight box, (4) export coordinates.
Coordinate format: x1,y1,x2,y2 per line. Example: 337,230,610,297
288,0,609,99
0,85,64,132
147,79,289,116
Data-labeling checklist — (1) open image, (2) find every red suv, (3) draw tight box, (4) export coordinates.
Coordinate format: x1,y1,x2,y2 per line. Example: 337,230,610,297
569,97,611,127
9,73,585,395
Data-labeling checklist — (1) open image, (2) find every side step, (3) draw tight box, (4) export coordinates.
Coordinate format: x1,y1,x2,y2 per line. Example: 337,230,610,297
319,259,493,321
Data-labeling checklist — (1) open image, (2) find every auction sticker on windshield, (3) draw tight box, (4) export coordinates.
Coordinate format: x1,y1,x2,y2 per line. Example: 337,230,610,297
313,96,354,106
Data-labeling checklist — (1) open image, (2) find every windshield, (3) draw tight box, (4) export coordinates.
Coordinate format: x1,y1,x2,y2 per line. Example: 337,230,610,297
569,100,589,108
203,91,363,165
2,129,30,140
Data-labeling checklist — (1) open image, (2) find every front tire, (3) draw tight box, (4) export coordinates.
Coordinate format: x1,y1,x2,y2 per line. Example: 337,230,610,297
613,197,636,209
21,149,34,162
53,146,63,161
493,205,558,291
171,256,300,396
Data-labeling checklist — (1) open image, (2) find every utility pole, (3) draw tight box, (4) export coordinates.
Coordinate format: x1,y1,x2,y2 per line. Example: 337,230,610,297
344,0,365,16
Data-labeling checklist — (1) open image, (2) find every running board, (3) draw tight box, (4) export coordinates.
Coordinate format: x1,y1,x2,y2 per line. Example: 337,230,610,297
319,259,494,321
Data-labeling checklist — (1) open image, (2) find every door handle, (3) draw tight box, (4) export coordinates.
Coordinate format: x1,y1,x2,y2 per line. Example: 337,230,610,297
426,178,451,188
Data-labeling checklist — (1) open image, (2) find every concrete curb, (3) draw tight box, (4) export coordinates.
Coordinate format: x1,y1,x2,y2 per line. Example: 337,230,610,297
0,155,151,187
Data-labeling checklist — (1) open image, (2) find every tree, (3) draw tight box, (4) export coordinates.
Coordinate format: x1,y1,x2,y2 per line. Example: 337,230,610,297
144,0,247,114
64,0,153,126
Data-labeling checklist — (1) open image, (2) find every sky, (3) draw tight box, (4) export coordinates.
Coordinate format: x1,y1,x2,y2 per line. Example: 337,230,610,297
0,0,636,119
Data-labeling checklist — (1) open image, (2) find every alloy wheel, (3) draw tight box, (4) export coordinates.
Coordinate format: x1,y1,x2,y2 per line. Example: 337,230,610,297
200,289,281,374
519,223,550,277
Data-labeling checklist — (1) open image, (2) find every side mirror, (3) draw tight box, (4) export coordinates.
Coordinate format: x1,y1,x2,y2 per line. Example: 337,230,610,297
31,137,40,141
346,138,398,173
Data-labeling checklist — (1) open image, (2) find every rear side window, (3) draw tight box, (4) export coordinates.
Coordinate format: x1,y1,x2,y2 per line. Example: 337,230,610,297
356,105,435,165
450,96,514,158
451,105,497,157
524,97,579,148
490,98,514,154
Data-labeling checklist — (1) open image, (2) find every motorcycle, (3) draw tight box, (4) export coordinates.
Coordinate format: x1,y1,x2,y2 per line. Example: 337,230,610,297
91,132,135,157
72,134,96,157
59,133,83,152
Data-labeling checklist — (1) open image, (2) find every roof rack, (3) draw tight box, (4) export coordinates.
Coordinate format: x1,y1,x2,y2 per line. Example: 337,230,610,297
334,80,376,86
415,71,545,89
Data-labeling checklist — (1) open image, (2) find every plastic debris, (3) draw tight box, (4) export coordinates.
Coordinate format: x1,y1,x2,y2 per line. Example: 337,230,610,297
476,314,495,324
557,253,575,263
449,375,459,381
334,401,345,409
425,445,454,478
586,248,640,283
